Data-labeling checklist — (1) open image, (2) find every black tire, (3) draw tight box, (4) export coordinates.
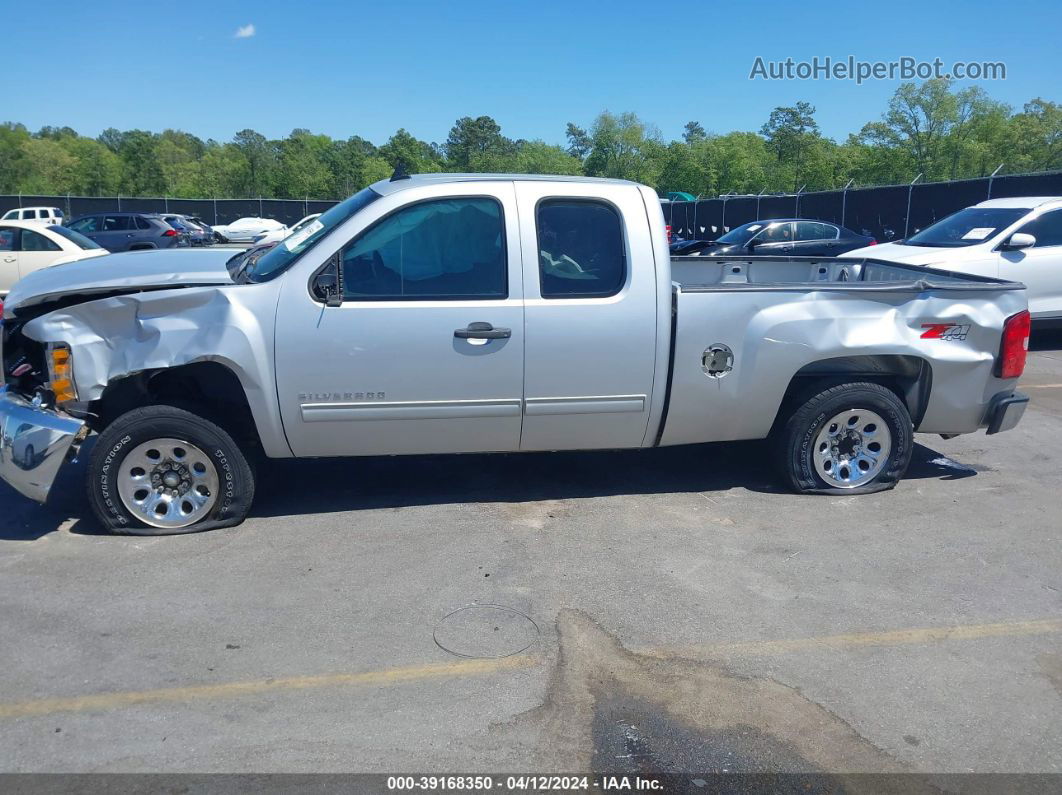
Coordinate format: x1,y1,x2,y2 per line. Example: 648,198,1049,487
773,381,914,495
87,405,255,535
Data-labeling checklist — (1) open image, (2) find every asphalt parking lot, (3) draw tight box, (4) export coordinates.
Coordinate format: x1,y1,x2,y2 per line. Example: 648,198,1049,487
1,332,1060,777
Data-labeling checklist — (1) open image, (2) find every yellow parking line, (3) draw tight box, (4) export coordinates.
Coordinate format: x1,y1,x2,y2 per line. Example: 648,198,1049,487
684,617,1062,657
0,656,532,720
1,617,1060,720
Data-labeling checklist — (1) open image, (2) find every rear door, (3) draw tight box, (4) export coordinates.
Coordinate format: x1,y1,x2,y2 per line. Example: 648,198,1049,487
0,226,18,293
98,215,136,250
1001,208,1062,320
791,221,837,256
515,182,659,450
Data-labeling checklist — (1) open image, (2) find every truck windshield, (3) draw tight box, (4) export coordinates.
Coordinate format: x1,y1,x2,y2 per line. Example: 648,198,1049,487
901,207,1028,248
244,188,381,282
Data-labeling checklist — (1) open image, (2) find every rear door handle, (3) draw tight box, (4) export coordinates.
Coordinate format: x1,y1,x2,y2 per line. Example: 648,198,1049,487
455,322,511,340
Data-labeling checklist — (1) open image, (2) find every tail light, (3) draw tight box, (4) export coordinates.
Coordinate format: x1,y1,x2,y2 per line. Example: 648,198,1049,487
868,238,877,245
997,310,1031,379
162,229,177,237
665,225,672,243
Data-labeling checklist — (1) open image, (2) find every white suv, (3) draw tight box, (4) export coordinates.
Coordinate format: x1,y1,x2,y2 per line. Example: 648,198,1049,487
1,206,64,225
842,196,1062,326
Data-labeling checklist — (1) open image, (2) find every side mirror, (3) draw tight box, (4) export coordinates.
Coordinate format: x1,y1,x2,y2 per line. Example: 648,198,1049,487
312,265,342,307
1002,232,1036,251
746,237,760,250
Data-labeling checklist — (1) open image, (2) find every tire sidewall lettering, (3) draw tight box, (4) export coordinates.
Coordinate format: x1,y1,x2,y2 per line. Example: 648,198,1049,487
99,434,133,524
211,447,235,514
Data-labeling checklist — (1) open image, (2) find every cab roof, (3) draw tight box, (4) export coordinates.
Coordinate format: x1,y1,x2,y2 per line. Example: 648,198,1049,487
370,172,639,196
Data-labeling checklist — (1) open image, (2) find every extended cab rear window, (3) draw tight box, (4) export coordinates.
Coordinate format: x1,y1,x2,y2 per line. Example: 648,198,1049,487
537,199,626,298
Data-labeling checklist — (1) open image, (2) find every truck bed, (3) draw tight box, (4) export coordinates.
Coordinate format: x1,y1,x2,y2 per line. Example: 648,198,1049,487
670,254,1024,293
658,254,1027,449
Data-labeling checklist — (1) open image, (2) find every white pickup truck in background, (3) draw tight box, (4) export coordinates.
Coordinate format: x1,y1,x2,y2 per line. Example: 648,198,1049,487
0,174,1032,534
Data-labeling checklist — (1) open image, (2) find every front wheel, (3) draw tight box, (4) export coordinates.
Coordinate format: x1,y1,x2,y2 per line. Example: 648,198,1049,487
774,382,914,495
87,405,255,534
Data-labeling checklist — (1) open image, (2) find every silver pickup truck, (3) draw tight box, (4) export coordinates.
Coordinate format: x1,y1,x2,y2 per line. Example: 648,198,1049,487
0,174,1031,534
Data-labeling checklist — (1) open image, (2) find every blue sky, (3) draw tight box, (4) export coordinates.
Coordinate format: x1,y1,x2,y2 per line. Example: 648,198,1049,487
5,0,1061,146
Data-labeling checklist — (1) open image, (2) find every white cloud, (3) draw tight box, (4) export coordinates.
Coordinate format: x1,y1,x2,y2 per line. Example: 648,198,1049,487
234,23,256,39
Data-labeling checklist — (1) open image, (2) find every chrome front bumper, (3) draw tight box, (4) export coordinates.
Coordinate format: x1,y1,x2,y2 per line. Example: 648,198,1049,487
0,385,86,503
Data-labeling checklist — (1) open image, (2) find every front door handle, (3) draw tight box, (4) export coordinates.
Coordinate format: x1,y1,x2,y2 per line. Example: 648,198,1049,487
2,256,15,263
455,322,511,340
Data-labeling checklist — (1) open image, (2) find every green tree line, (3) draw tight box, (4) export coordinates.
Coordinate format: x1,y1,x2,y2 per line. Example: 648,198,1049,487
2,79,1060,200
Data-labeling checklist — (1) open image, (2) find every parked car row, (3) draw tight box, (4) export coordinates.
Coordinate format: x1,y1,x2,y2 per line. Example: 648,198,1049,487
670,219,876,257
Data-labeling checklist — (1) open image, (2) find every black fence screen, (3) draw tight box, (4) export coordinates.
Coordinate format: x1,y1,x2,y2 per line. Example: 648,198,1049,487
662,169,1062,242
720,197,758,230
908,178,991,234
693,200,723,238
760,195,797,220
5,168,1062,241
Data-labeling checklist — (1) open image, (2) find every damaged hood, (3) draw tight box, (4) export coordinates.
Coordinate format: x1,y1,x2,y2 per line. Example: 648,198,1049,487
3,248,237,316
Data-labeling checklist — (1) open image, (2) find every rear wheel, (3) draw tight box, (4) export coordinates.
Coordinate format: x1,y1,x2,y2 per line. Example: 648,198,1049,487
774,382,914,494
87,405,255,534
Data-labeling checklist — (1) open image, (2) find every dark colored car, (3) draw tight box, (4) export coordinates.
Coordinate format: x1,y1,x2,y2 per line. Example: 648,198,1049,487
183,216,215,246
66,212,181,252
162,215,199,247
671,219,876,258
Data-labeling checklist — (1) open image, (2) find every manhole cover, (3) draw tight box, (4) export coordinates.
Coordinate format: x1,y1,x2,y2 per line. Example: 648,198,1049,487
433,604,539,659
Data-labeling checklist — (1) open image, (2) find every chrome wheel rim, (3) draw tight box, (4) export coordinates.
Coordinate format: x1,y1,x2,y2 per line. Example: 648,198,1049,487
813,409,892,488
116,438,219,529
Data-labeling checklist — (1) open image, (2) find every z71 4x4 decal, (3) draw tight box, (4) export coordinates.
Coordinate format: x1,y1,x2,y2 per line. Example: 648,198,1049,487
921,323,971,341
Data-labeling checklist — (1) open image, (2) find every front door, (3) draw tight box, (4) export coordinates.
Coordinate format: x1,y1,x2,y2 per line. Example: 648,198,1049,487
0,227,18,293
274,183,525,457
68,216,104,248
1001,208,1062,321
748,221,795,255
515,182,659,450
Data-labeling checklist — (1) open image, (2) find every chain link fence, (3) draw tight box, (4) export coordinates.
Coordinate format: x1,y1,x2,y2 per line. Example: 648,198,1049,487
661,169,1062,243
5,168,1062,241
